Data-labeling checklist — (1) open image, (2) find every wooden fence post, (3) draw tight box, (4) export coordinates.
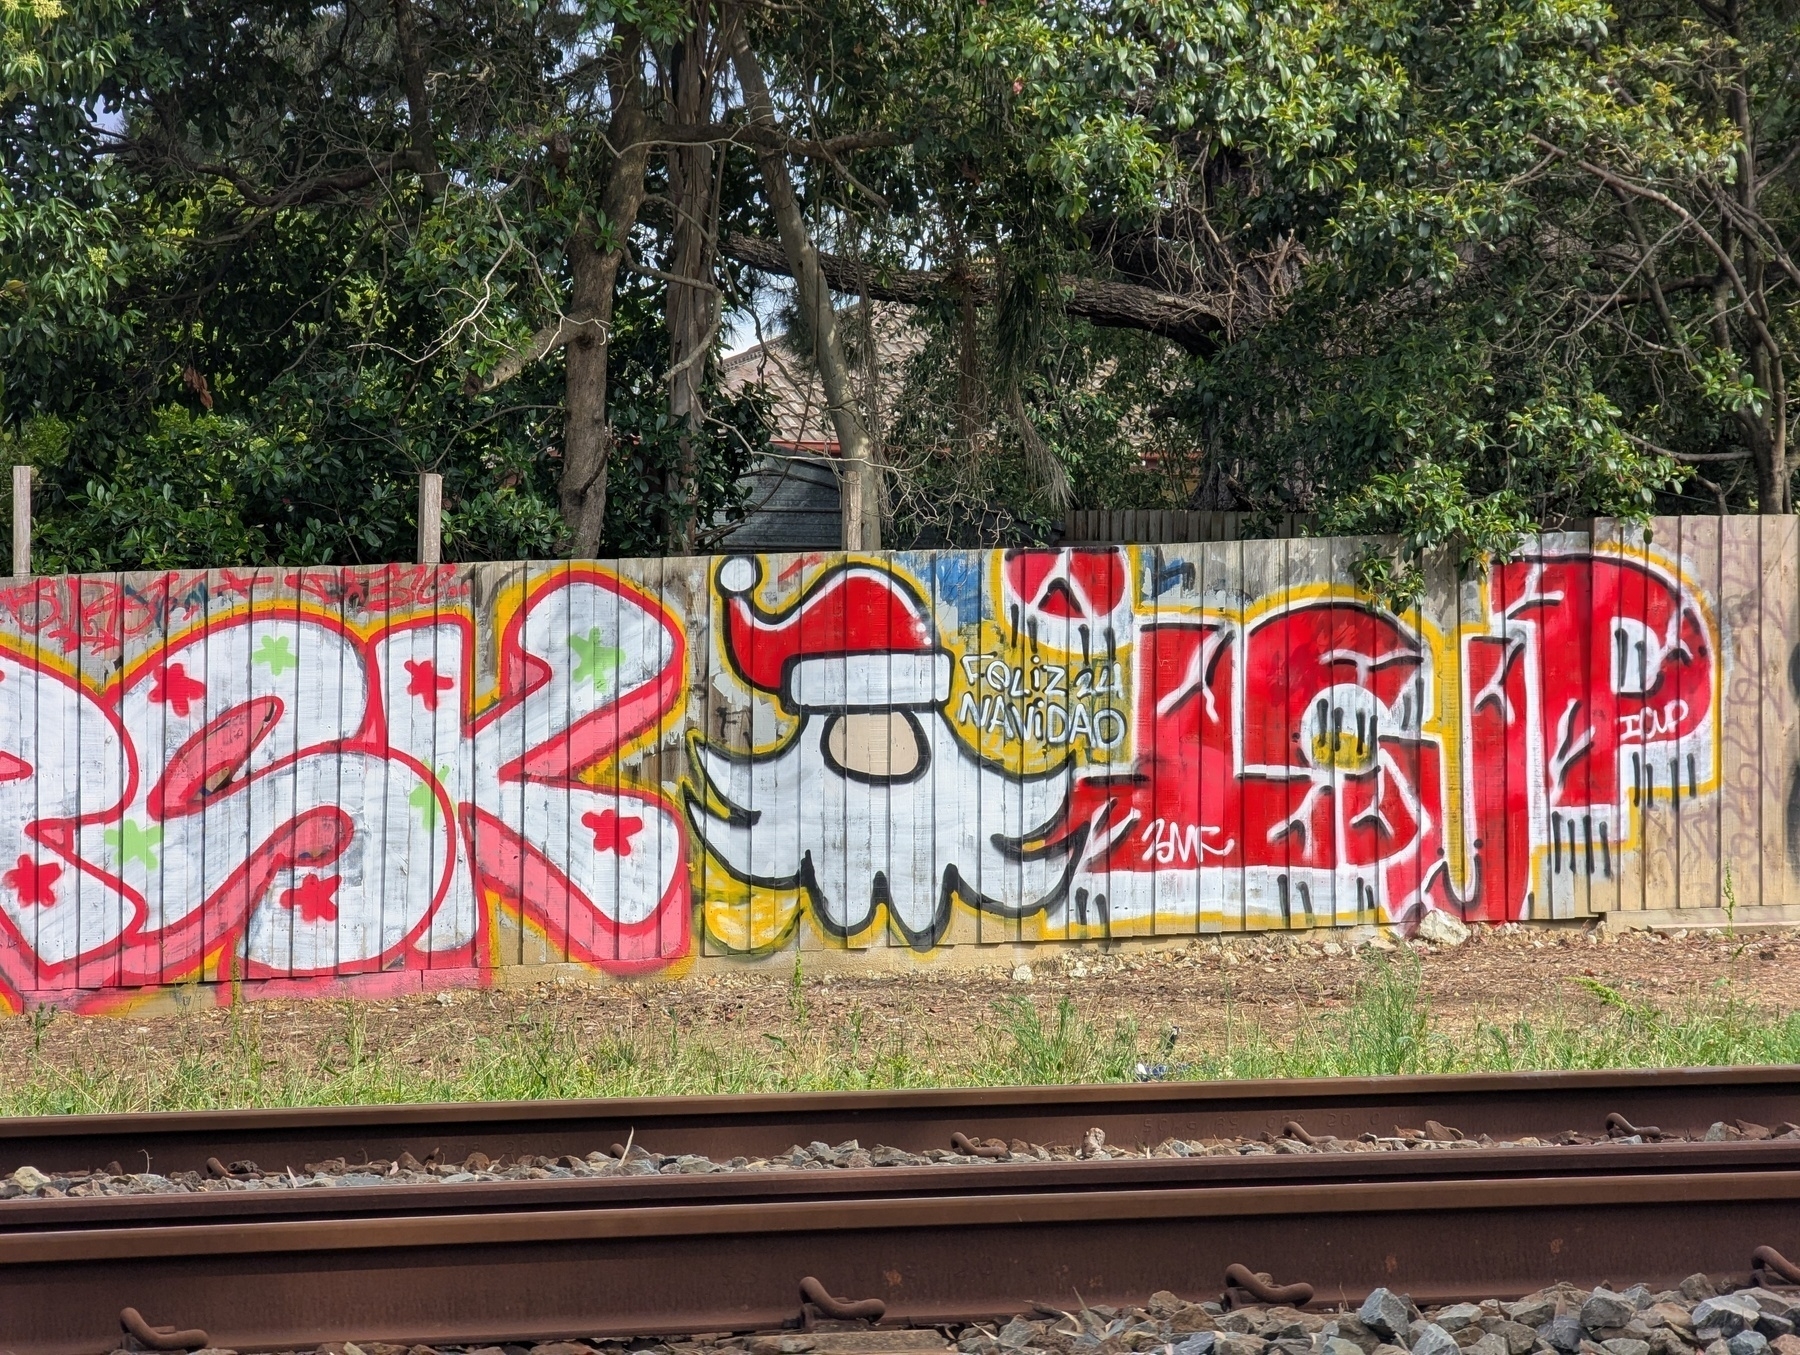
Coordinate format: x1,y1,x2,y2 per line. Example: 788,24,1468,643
418,472,442,566
11,466,30,579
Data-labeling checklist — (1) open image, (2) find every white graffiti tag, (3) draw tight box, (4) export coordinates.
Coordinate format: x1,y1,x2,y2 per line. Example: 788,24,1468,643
0,568,689,1003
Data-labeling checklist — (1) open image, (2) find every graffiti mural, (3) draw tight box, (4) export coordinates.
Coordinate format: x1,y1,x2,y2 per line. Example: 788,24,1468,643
0,567,688,1010
0,524,1760,1009
692,541,1723,951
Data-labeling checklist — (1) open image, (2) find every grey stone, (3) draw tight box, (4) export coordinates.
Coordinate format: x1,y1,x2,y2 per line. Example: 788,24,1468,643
1361,1293,1413,1341
1438,1309,1484,1334
1466,1336,1509,1355
1510,1302,1561,1331
999,1321,1039,1350
1215,1336,1267,1355
1647,1333,1691,1355
1623,1292,1655,1313
1262,1317,1316,1341
1744,1293,1800,1321
9,1166,48,1192
1647,1306,1697,1335
1755,1319,1796,1343
1540,1318,1584,1353
1695,1300,1761,1341
1728,1336,1770,1355
1414,1326,1460,1355
1602,1342,1650,1355
1417,910,1471,946
1492,1323,1538,1354
1336,1317,1381,1354
1585,1294,1640,1333
1683,1278,1721,1303
1175,1336,1216,1355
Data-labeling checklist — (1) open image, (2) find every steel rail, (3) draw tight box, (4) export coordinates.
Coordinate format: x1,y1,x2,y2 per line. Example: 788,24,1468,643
7,1138,1800,1233
4,1066,1798,1176
3,1168,1798,1355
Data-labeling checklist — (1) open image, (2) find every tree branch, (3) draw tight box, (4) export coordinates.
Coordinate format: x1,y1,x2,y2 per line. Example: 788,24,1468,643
119,135,421,209
640,121,903,158
461,315,594,394
1624,430,1749,462
720,231,1229,353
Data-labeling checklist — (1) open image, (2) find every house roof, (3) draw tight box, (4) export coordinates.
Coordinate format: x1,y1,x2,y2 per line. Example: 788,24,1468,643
718,302,926,452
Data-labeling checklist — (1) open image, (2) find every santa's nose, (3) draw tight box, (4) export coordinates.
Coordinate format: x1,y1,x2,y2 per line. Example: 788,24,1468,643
822,712,930,782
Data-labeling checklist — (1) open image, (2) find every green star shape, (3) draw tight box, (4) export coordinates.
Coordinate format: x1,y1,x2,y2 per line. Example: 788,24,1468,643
104,818,163,871
568,628,624,695
252,635,297,677
409,765,451,831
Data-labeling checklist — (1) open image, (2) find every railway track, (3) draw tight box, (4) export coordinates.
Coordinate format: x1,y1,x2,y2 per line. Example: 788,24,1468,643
5,1066,1799,1178
4,1068,1800,1355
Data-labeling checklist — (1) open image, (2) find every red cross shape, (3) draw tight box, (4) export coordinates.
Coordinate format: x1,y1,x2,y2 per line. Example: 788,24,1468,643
581,809,643,858
3,854,62,908
404,658,455,712
149,662,207,718
279,873,340,923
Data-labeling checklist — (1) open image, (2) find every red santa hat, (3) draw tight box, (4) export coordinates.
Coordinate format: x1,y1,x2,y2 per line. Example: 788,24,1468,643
716,557,951,713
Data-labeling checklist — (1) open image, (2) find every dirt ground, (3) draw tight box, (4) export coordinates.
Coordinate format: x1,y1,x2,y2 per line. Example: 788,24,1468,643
4,922,1798,1100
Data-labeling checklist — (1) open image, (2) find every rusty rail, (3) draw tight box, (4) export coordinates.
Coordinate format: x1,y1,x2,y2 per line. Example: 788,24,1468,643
4,1167,1799,1355
4,1065,1798,1177
7,1069,1800,1354
8,1138,1800,1234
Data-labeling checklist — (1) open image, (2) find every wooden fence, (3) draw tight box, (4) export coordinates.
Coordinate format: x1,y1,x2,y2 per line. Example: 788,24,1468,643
0,516,1788,1010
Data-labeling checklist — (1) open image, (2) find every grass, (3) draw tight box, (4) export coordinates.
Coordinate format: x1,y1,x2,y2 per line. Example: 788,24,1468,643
4,957,1800,1116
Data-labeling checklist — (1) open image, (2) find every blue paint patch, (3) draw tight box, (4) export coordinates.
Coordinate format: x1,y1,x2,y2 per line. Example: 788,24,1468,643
921,553,987,627
1153,556,1195,597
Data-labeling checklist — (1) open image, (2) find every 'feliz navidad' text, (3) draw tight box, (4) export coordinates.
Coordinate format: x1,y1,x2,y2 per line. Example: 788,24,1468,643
952,654,1129,749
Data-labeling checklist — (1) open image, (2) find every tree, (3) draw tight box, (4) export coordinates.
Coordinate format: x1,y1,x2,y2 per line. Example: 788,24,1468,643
1,0,765,566
5,0,1793,575
721,0,1788,568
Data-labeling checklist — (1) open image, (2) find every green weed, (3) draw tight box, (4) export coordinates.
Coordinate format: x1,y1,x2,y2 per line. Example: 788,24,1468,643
6,954,1800,1115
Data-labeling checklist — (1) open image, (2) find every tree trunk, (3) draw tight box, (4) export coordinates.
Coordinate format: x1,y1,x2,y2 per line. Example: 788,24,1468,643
560,33,651,558
664,14,721,554
728,26,880,551
388,0,445,200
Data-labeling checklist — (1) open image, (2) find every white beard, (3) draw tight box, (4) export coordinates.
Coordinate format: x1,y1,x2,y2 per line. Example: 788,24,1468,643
686,712,1080,946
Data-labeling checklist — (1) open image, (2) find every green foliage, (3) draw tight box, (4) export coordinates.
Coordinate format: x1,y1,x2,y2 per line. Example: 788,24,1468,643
2,0,1793,568
0,0,757,569
852,0,1788,549
887,319,1192,545
989,995,1141,1085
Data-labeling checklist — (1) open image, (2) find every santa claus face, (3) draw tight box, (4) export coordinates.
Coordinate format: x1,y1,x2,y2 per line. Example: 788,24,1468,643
686,709,1079,947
